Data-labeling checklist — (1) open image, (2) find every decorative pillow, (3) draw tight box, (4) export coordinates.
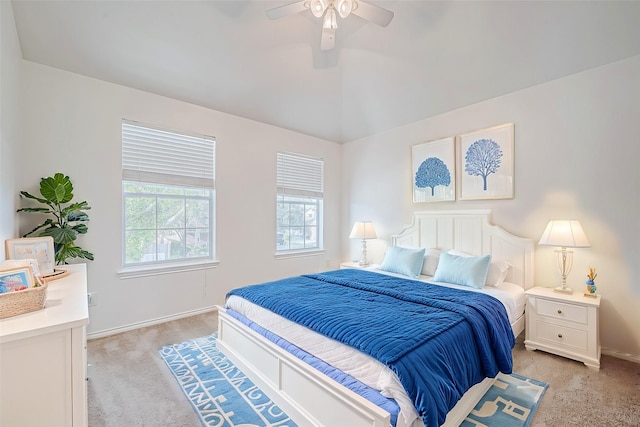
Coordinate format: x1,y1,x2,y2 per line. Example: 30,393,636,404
446,249,511,287
432,252,491,289
421,248,441,276
379,246,426,278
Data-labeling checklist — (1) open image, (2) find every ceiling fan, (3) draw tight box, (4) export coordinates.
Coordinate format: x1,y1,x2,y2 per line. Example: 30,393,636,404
266,0,394,50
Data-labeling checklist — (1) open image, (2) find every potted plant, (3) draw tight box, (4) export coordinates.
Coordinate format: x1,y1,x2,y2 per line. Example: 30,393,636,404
17,173,94,264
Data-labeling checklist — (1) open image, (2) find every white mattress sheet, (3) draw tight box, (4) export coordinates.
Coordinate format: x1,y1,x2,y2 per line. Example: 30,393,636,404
226,271,524,427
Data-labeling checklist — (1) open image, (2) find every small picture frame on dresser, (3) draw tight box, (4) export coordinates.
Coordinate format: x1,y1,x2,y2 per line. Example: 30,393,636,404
5,236,56,276
0,266,36,292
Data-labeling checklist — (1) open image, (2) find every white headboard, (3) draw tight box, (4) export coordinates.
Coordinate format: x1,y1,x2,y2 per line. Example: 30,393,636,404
391,210,534,290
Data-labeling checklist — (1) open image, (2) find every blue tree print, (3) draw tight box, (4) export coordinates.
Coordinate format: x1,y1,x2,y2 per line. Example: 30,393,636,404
464,139,503,191
415,157,451,196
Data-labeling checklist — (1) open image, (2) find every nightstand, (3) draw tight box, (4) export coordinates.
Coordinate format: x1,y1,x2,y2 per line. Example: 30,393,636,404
339,262,380,270
525,286,601,369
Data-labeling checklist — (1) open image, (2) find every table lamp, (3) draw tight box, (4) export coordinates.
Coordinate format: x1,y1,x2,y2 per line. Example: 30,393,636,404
538,220,591,294
349,221,377,266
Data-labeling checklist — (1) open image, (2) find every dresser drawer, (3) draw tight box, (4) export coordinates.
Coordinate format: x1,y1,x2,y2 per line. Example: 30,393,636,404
535,320,588,352
536,298,588,325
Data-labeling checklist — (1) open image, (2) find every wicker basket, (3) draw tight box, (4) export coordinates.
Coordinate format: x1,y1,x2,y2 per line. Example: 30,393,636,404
0,282,48,319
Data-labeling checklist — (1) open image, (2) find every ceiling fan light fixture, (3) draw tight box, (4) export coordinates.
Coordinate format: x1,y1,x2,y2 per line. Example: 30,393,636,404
309,0,328,18
323,7,338,29
266,0,394,50
336,0,354,18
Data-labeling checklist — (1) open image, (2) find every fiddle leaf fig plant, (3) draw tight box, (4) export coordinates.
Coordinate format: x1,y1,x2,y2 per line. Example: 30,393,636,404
18,173,94,264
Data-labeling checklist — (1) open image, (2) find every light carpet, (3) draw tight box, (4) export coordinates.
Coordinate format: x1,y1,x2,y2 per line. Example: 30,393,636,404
160,334,547,427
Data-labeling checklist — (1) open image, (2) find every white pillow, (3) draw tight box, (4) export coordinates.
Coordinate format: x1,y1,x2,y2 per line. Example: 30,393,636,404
421,248,441,276
446,249,512,287
485,260,512,287
447,249,472,257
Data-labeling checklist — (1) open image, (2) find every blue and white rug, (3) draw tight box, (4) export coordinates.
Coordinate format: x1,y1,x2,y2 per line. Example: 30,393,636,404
461,372,548,427
160,334,546,427
159,334,297,427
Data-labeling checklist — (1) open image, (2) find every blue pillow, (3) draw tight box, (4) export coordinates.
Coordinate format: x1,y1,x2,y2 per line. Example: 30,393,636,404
379,247,425,278
432,252,491,289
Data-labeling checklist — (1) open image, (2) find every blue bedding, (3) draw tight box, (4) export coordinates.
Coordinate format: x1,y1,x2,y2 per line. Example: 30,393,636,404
227,269,515,427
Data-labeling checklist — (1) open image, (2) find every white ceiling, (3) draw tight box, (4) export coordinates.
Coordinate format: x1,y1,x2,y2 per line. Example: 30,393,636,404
10,0,640,143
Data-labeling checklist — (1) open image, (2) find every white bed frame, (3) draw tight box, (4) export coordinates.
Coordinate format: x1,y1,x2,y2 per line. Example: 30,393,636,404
217,210,534,427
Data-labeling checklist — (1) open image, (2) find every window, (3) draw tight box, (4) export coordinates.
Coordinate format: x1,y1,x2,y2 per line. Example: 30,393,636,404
122,120,215,269
276,152,324,253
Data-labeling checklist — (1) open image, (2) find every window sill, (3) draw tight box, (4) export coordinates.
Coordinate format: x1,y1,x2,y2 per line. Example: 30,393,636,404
275,249,326,260
118,259,220,279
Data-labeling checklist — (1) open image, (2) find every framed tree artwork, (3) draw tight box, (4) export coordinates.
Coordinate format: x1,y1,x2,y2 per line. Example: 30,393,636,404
458,123,514,200
412,137,455,203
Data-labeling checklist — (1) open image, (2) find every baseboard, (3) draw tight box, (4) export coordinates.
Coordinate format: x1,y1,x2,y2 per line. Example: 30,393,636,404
87,306,218,340
602,347,640,364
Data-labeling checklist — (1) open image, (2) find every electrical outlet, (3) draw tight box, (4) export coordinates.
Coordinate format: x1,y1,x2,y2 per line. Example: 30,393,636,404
87,292,97,307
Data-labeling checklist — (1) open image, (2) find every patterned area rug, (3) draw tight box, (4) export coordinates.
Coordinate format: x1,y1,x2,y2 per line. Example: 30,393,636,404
461,372,548,427
159,334,297,427
160,334,546,427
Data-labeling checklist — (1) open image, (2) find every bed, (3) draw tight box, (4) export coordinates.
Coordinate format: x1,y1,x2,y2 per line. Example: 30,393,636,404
216,210,534,427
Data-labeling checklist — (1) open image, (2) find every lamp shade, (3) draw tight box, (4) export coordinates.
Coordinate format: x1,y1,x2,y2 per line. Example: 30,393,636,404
336,0,354,18
349,221,377,240
538,220,591,248
309,0,328,18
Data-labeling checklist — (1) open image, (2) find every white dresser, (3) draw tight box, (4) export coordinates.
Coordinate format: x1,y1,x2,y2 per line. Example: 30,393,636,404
525,286,600,369
0,264,89,426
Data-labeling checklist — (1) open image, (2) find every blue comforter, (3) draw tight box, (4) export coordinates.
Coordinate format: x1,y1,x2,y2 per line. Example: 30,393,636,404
227,269,515,427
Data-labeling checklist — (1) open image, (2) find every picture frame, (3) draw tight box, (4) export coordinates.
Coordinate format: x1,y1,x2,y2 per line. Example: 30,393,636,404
0,267,36,291
5,236,56,276
458,123,514,200
412,136,456,203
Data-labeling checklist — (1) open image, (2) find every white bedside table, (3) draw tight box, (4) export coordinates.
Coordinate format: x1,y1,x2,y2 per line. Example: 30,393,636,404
525,286,601,369
340,262,380,270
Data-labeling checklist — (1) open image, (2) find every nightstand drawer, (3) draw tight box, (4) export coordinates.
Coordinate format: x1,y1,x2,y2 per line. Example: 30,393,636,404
536,320,588,352
536,298,588,325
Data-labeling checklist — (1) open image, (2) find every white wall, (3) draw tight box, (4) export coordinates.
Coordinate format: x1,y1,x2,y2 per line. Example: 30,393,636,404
343,55,640,360
18,61,342,336
7,2,640,359
0,1,22,252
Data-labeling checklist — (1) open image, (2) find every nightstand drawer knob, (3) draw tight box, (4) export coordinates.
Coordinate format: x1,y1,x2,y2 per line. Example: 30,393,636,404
557,309,562,314
558,333,563,338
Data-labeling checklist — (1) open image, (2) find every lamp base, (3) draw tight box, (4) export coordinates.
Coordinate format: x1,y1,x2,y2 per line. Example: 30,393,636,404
554,286,573,295
358,261,370,267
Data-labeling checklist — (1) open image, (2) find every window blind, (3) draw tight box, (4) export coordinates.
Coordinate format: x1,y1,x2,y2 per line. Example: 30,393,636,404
277,152,324,198
122,121,215,189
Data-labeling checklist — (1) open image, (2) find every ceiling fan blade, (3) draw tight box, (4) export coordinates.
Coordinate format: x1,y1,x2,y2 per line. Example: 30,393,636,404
320,28,336,50
266,1,308,20
352,1,394,27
